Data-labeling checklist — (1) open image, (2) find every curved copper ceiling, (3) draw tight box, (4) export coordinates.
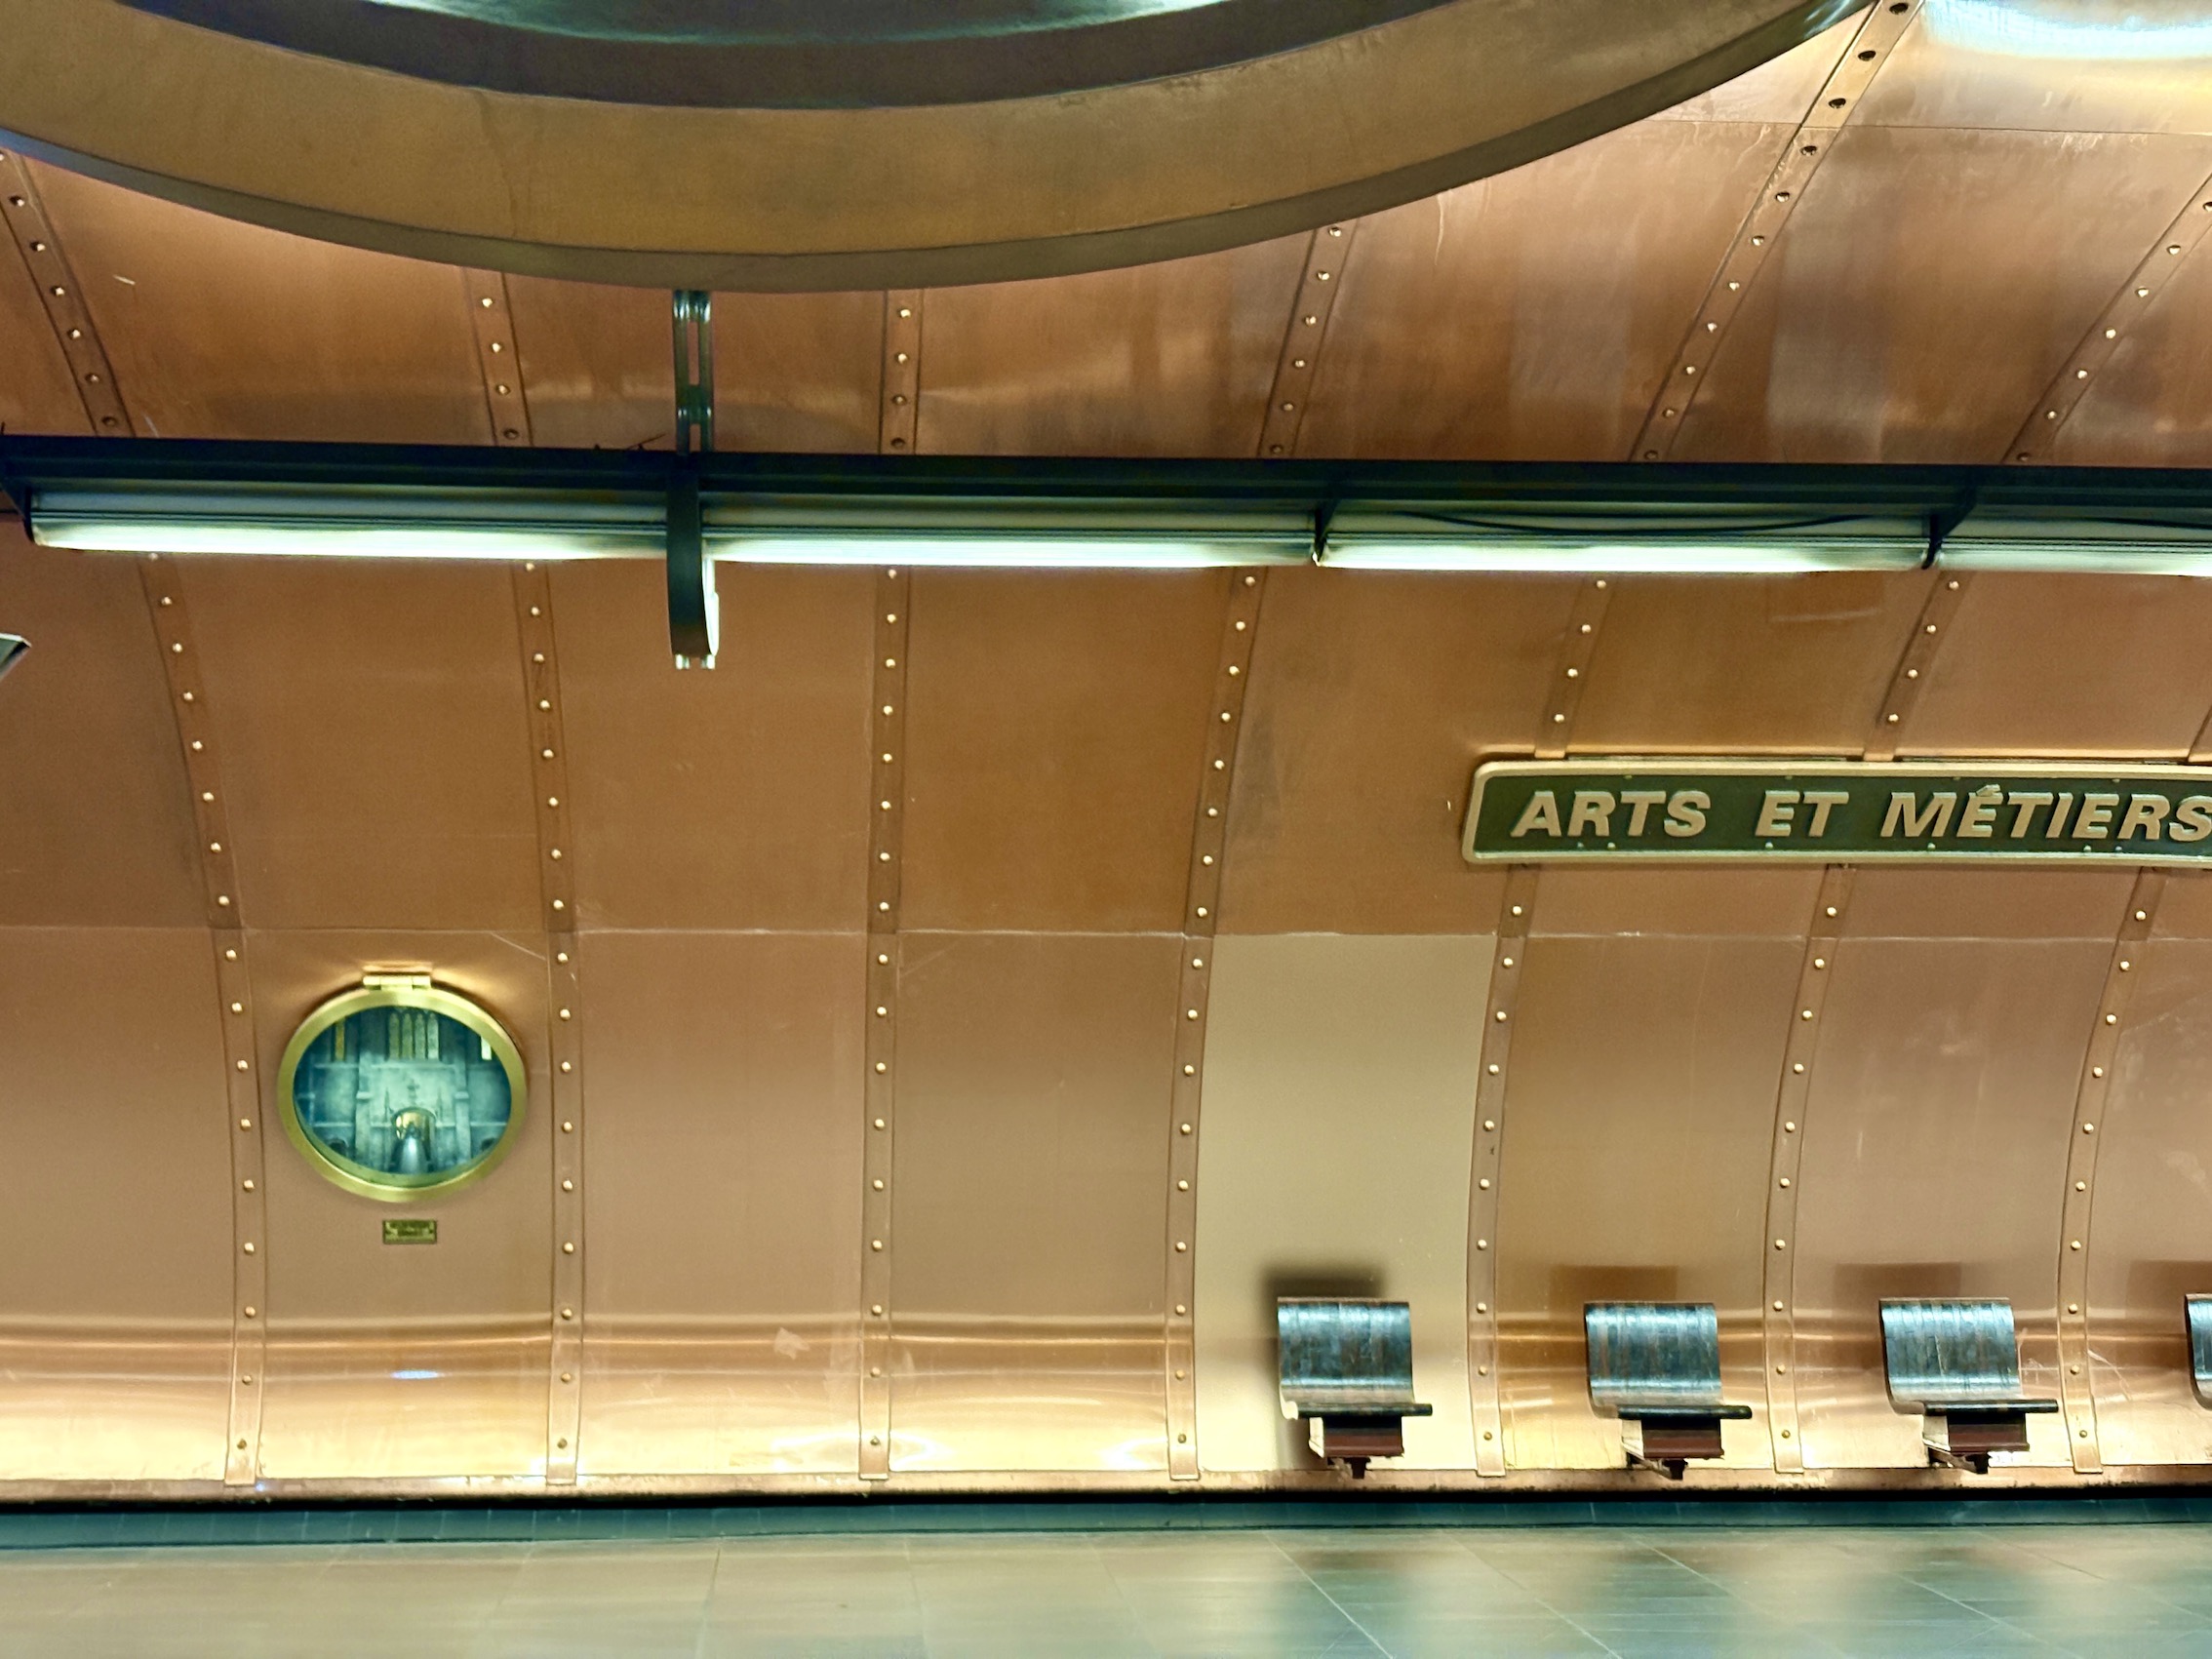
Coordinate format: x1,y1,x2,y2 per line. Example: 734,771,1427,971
0,0,1858,288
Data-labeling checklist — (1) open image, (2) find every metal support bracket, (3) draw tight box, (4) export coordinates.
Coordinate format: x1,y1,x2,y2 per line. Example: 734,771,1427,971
669,290,718,670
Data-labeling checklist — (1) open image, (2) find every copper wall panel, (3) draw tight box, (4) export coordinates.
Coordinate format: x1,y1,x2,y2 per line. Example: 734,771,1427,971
2081,933,2212,1468
2052,228,2212,468
29,164,487,444
1655,12,1855,122
1904,575,2212,760
502,277,671,453
1572,573,1933,756
1495,897,1801,1470
1789,870,2122,1469
0,535,200,927
1192,933,1485,1472
1860,7,2212,137
917,242,1304,457
1294,120,1794,461
251,929,551,1481
898,571,1223,932
177,559,538,931
1220,571,1573,935
720,292,892,455
576,930,863,1478
1677,127,2212,462
0,928,232,1481
0,220,86,434
888,932,1174,1472
548,561,873,932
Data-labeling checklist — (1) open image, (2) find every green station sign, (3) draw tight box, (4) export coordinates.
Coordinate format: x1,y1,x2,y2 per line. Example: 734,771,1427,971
1464,760,2212,865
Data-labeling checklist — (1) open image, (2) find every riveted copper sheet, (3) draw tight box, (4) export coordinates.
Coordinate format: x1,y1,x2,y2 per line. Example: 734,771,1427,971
1654,11,1858,122
1904,575,2212,761
547,561,873,932
0,532,199,927
28,163,487,445
173,559,539,931
249,929,552,1481
1494,888,1803,1471
1788,870,2124,1470
1676,126,2212,462
918,242,1306,458
888,932,1174,1472
0,194,85,435
1295,121,1798,461
1571,573,1935,757
1220,572,1575,935
0,928,232,1481
575,930,863,1478
898,571,1224,933
1192,934,1486,1472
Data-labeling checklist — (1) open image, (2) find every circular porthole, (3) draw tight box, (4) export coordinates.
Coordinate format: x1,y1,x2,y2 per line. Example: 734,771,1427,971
278,980,525,1202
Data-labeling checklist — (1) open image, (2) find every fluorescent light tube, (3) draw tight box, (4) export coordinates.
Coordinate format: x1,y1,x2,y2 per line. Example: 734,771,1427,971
1318,509,1931,573
29,489,663,560
1321,539,1928,573
1938,518,2212,575
710,535,1308,569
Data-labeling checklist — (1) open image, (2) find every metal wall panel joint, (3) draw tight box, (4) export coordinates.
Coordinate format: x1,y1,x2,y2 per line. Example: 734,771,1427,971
1165,569,1266,1479
0,150,130,434
1257,224,1358,458
2059,870,2163,1472
880,293,923,454
514,562,585,1483
464,270,534,447
138,553,266,1485
1633,0,1922,460
1865,573,1970,763
1466,866,1536,1477
860,566,911,1479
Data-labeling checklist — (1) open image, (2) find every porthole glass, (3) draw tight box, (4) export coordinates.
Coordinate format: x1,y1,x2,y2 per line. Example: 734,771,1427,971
278,981,526,1201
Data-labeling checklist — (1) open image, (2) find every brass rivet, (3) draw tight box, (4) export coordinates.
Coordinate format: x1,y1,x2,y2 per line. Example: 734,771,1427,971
563,1242,574,1253
1180,1123,1193,1135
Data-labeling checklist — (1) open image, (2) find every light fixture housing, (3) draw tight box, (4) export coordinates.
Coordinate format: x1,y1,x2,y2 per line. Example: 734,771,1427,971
0,634,26,684
1317,508,1932,573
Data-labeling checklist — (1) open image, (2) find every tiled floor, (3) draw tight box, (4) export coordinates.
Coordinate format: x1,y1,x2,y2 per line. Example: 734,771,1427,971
4,1521,2211,1656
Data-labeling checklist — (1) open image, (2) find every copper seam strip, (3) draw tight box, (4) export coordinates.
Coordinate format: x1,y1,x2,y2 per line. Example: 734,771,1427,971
0,149,130,434
1760,865,1852,1475
2057,870,2162,1473
138,555,265,1484
465,269,534,447
881,292,923,454
1766,570,1967,1472
1467,576,1614,1476
1257,222,1357,458
860,566,912,1479
1164,568,1268,1480
2009,171,2212,463
514,563,585,1481
1631,0,1923,460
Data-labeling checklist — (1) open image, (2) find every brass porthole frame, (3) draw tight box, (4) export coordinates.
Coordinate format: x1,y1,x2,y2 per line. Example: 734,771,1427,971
276,981,528,1204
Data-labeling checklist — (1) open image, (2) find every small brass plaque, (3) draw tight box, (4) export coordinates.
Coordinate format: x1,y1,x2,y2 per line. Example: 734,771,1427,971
383,1218,437,1245
1466,760,2212,865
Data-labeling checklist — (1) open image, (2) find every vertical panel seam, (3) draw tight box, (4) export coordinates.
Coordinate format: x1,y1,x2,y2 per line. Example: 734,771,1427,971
0,149,131,434
1629,0,1922,460
2059,870,2163,1473
881,293,923,454
465,270,535,447
860,566,912,1479
1258,223,1357,458
138,554,265,1486
514,562,584,1483
1165,569,1267,1480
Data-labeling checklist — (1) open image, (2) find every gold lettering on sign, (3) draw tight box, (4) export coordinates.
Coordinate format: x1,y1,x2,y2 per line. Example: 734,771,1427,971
2075,793,2120,839
1619,789,1668,836
1956,785,2002,840
1664,790,1708,838
1801,791,1848,836
2006,791,2054,838
2050,792,2076,837
1568,791,1614,837
2172,796,2212,844
2118,795,2170,842
1882,793,1956,839
1756,790,1799,837
1512,791,1562,838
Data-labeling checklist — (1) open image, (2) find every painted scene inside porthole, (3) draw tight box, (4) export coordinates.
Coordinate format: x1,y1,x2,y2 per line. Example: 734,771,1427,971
291,1005,515,1186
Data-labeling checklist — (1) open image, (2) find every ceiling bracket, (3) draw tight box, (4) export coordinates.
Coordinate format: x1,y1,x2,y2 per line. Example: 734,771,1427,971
668,290,718,669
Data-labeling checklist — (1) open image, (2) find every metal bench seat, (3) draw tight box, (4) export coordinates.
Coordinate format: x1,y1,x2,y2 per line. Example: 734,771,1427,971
1278,1298,1432,1478
1880,1298,2057,1473
1584,1302,1752,1478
